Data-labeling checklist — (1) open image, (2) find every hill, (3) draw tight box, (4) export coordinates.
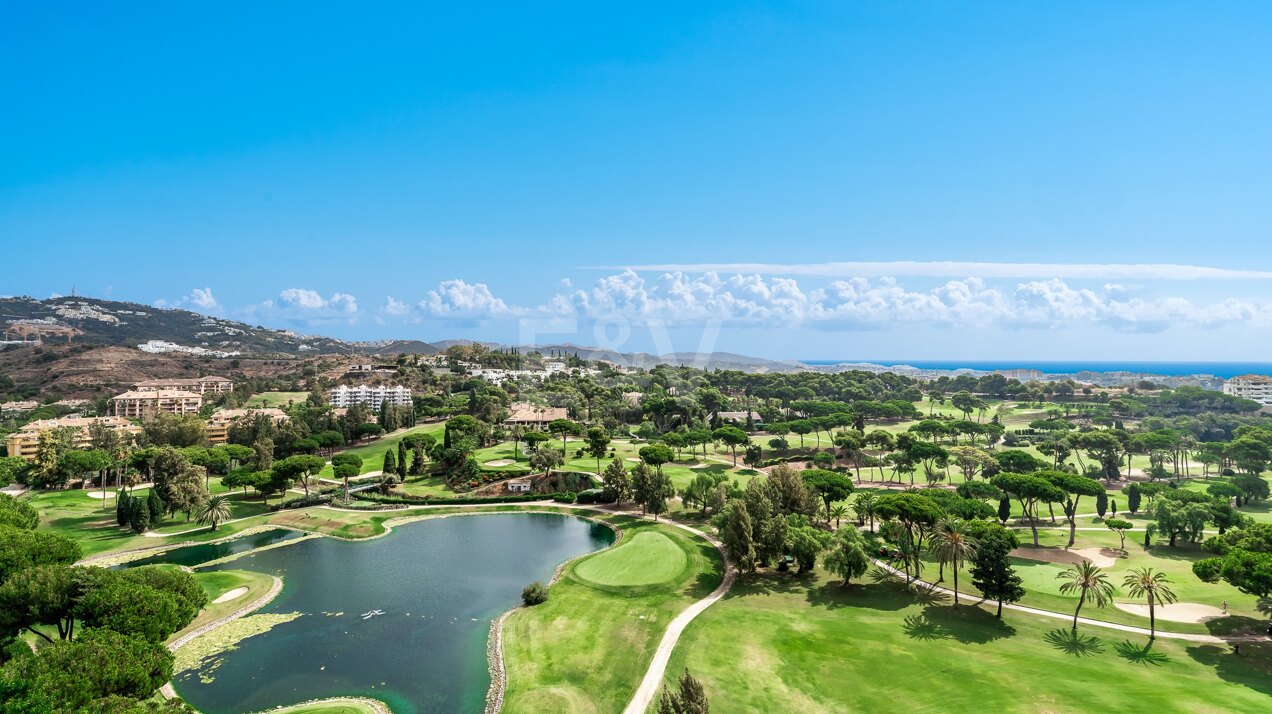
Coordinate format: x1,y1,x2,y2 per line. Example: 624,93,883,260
0,296,349,356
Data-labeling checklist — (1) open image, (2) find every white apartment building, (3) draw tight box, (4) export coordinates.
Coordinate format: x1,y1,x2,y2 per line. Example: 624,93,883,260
329,384,413,408
1222,374,1272,405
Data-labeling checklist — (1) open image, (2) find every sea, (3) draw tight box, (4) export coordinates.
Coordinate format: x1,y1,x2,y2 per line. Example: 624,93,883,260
799,361,1272,378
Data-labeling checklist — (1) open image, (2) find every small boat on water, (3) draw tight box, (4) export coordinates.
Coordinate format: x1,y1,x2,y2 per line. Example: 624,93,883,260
361,610,385,620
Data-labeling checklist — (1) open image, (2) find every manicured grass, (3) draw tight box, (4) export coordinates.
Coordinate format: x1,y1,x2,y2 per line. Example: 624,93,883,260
923,525,1267,635
242,391,309,408
574,531,688,587
661,571,1272,713
318,422,446,477
502,516,724,713
171,568,275,643
27,486,279,556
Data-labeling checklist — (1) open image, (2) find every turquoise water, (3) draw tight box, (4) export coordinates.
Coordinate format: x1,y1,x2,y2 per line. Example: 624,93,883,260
172,513,614,714
115,528,305,569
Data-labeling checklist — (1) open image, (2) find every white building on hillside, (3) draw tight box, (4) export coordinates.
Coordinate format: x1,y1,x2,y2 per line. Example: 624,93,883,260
329,384,413,408
1222,374,1272,405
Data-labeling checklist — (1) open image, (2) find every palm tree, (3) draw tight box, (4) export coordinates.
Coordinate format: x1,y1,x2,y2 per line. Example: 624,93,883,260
1122,567,1177,639
853,492,878,533
196,495,233,532
1057,562,1117,629
930,518,978,605
829,505,848,529
510,424,525,461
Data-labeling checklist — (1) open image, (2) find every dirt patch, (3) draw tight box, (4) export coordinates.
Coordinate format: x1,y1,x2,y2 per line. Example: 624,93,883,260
212,587,248,604
1010,546,1090,567
1114,602,1227,623
1072,547,1122,568
484,459,515,467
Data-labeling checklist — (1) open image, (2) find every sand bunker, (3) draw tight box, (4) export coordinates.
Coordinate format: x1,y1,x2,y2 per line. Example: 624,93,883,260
625,458,641,462
690,463,712,469
1114,602,1226,623
1010,547,1090,567
212,587,249,604
1072,547,1123,568
483,459,515,467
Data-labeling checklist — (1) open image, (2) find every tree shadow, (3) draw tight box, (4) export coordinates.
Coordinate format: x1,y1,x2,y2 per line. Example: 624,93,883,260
1204,614,1270,638
805,581,910,611
1186,642,1272,697
910,583,950,607
1043,628,1105,657
1114,639,1170,666
917,604,1017,644
902,613,952,641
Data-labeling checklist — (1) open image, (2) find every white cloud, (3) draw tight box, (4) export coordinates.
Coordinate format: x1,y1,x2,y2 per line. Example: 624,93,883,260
388,270,1272,334
420,279,513,319
155,287,221,312
601,261,1272,281
278,288,358,314
279,288,328,310
188,287,219,310
380,296,411,316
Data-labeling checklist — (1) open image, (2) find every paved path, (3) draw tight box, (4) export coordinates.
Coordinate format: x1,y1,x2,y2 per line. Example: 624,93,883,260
621,519,735,714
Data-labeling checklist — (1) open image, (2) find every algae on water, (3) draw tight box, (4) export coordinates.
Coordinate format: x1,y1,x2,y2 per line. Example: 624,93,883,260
175,612,304,676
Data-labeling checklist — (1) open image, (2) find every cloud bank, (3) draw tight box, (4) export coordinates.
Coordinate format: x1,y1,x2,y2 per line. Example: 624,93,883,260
595,261,1272,281
401,270,1272,334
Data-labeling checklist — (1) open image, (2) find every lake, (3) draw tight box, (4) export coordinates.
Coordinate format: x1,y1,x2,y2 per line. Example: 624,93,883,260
115,528,306,569
172,513,615,713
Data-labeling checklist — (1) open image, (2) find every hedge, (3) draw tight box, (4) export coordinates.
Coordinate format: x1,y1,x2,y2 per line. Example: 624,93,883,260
360,492,565,506
269,493,334,511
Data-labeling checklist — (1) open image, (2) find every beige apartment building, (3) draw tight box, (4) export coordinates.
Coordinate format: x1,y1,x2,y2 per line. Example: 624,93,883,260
6,416,142,460
204,408,289,444
110,389,203,418
1222,374,1272,406
503,402,569,429
133,375,234,394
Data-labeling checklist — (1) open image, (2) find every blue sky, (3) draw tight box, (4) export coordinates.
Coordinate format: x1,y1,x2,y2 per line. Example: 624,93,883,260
4,2,1272,360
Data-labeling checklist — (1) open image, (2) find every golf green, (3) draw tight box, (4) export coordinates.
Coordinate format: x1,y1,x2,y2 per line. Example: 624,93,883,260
574,531,687,587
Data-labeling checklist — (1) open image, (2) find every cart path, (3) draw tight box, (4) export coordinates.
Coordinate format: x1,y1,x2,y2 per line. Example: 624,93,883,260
620,519,735,714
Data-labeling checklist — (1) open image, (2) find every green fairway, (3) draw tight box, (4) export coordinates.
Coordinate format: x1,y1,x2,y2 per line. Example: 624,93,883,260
502,516,723,713
574,531,688,587
662,572,1272,714
318,422,446,477
242,391,309,408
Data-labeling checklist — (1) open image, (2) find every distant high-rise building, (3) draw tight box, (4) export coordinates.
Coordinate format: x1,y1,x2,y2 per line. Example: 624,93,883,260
328,384,412,408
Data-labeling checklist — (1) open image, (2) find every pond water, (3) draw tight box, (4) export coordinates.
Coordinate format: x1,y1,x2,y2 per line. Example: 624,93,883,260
115,528,306,569
173,513,615,714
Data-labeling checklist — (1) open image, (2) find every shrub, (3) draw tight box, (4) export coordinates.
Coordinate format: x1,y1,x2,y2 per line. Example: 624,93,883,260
268,493,334,511
553,492,577,504
574,488,613,505
522,581,549,606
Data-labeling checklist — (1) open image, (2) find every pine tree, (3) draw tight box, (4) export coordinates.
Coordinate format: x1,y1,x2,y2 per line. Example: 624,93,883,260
997,494,1012,524
383,449,397,476
601,458,631,504
1126,484,1141,514
128,497,150,534
1096,492,1108,518
410,444,426,476
115,490,130,527
146,489,166,524
658,669,710,714
397,441,409,478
